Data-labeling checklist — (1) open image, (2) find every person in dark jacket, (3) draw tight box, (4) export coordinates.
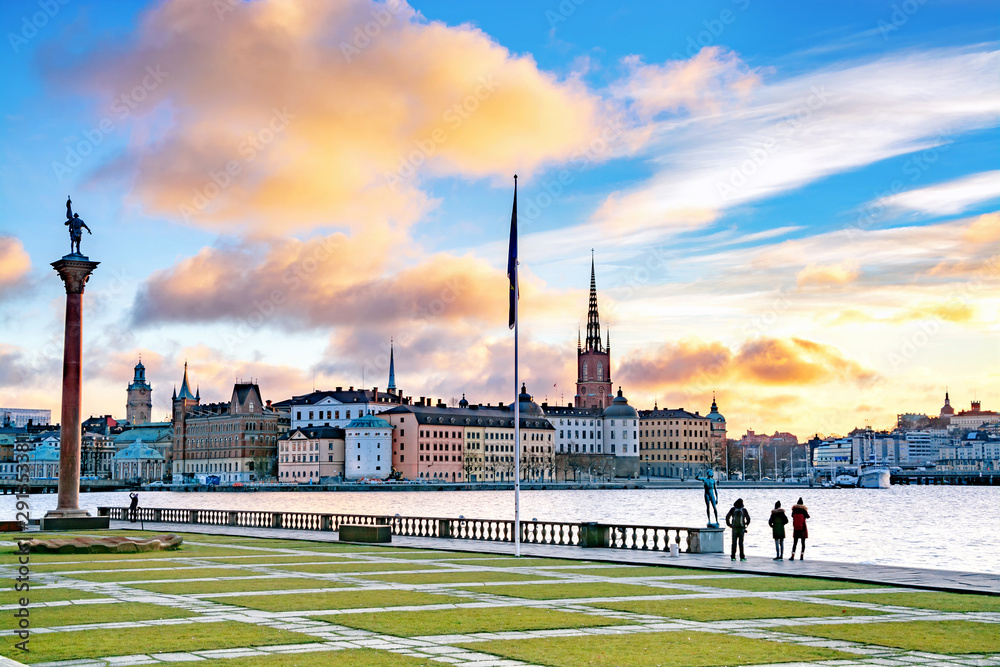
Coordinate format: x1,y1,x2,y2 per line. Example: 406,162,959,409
128,493,139,523
768,501,788,560
725,498,750,561
790,497,810,560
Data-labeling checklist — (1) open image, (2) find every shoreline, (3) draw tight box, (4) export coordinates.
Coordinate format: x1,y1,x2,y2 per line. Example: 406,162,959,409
151,480,821,492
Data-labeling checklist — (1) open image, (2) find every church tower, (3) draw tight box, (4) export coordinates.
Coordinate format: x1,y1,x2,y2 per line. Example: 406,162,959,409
126,358,153,425
171,362,200,478
575,255,613,409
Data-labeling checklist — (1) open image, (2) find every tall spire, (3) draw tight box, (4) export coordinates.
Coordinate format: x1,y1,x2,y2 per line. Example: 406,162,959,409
177,361,196,401
577,326,581,351
585,251,602,352
387,339,397,391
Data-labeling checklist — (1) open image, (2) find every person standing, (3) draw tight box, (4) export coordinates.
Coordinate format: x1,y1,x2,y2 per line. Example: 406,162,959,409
128,492,139,523
725,498,750,562
768,501,788,560
790,497,810,560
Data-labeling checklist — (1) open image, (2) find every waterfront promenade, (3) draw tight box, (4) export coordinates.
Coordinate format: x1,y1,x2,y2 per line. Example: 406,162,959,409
2,525,999,667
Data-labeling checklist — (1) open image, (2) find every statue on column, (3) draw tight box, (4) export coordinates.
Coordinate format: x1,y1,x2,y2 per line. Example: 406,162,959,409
696,468,720,527
65,197,92,255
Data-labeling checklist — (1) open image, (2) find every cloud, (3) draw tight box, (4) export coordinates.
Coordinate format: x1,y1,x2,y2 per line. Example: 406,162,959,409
43,0,603,234
796,261,860,289
883,171,1000,217
0,237,31,296
962,212,1000,244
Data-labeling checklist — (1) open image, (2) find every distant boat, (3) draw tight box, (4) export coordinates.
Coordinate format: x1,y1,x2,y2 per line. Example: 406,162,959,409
834,473,858,487
858,466,890,489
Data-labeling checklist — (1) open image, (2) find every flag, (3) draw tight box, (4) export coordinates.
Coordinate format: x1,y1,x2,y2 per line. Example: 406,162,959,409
507,175,518,329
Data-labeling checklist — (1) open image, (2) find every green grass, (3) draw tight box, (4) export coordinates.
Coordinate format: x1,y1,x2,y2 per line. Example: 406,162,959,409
66,567,254,582
199,554,354,565
358,571,547,585
787,619,1000,654
282,561,438,574
0,543,259,563
474,582,688,600
457,630,852,666
196,648,441,666
0,619,322,664
817,590,1000,612
30,559,210,572
133,577,354,595
552,566,727,578
591,597,889,621
372,550,497,559
209,589,462,612
315,606,630,637
679,576,882,592
0,587,108,606
444,558,598,567
0,601,195,630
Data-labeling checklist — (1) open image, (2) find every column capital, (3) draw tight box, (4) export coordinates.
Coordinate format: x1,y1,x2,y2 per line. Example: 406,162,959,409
51,256,100,295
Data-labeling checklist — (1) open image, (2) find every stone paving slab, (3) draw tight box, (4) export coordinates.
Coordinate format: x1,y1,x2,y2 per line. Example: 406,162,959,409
107,520,1000,594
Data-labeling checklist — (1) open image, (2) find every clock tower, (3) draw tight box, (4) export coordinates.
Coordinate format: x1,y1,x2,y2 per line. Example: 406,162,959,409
126,358,153,425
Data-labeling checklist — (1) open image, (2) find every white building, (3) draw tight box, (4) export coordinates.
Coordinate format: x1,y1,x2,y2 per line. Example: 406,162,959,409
601,388,639,464
278,388,406,431
0,408,51,428
278,426,345,483
344,414,393,480
811,438,854,471
112,440,167,481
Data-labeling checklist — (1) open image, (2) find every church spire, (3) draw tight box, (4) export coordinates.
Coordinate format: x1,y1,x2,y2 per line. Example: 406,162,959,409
387,339,397,392
585,251,603,352
177,362,196,401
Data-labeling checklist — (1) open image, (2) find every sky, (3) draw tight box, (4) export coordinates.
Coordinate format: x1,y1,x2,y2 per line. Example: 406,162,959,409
0,0,997,439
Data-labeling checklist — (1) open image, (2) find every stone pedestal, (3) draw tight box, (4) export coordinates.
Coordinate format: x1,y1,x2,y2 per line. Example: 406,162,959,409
43,255,100,531
687,527,724,553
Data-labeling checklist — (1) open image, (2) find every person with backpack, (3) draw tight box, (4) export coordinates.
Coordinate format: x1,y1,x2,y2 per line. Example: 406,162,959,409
725,498,750,561
790,497,810,560
768,500,788,560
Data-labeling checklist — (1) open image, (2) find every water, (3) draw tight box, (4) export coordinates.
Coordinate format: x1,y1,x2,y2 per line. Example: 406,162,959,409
5,486,997,575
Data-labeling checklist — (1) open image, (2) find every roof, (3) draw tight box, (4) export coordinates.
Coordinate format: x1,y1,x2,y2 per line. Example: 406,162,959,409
603,388,638,419
706,397,725,423
279,426,346,441
29,443,60,461
544,405,603,418
346,414,393,429
114,425,172,445
233,383,260,406
274,388,406,409
177,362,196,401
114,440,165,460
638,408,708,421
381,405,554,430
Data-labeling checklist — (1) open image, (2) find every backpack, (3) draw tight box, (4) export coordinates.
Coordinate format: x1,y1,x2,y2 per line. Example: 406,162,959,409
792,512,806,531
731,507,745,529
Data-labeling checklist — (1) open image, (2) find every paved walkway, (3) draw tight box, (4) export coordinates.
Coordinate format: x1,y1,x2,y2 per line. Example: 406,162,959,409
108,520,1000,595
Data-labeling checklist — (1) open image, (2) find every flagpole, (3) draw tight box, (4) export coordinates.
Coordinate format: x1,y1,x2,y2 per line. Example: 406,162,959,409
513,176,521,558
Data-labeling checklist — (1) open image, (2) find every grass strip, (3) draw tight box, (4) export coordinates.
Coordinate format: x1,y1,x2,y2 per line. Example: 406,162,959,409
591,596,889,621
195,648,442,666
817,590,1000,612
198,555,353,565
551,566,726,578
67,567,254,582
210,589,462,612
0,619,322,664
474,581,688,600
0,601,195,630
358,571,546,585
679,576,882,592
315,606,630,637
457,630,852,666
30,559,213,572
0,587,108,606
133,577,353,595
786,619,1000,653
446,558,599,567
374,551,510,560
282,562,438,574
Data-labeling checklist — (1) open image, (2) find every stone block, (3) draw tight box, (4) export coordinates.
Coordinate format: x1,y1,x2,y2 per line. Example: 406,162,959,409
39,515,111,531
339,524,391,543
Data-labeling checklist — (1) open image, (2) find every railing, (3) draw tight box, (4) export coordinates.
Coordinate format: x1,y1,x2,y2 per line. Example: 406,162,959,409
98,507,721,553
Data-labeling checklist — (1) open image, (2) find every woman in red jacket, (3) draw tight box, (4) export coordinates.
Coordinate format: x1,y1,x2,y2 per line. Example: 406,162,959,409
790,497,810,560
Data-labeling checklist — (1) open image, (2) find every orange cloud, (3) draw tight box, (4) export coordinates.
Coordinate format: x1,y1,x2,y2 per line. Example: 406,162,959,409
962,212,1000,244
0,236,31,294
46,0,602,234
796,261,860,289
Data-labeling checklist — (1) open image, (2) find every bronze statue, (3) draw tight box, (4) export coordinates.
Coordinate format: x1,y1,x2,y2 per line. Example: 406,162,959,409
695,468,720,526
65,197,92,255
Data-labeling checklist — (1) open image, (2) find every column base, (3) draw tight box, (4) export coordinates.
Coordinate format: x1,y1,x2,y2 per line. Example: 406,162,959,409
41,510,110,531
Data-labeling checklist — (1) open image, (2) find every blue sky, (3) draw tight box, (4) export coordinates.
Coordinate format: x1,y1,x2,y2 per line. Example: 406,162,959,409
0,0,998,437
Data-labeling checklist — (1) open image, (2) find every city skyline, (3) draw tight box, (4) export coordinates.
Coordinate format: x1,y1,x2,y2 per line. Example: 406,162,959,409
1,0,998,437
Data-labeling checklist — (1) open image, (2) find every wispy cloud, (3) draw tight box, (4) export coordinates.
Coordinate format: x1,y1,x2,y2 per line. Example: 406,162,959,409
881,170,1000,217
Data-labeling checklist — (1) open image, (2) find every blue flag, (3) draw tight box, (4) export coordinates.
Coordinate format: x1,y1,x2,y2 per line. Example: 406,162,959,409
507,176,518,329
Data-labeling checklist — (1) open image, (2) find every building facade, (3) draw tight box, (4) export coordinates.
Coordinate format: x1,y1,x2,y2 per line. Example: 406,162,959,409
126,358,153,426
277,426,345,482
345,414,394,479
277,387,406,431
0,408,51,428
638,407,713,478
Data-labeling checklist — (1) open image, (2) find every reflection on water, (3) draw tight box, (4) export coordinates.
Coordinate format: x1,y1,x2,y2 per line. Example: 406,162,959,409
4,486,997,574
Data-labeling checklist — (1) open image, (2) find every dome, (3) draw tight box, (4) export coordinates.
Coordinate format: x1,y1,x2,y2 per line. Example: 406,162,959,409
114,439,164,461
603,387,638,419
516,383,545,417
459,394,469,409
707,396,725,423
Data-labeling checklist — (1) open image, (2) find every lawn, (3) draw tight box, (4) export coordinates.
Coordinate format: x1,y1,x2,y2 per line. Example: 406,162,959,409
198,554,354,565
281,561,439,574
195,648,443,666
362,550,493,559
679,576,881,592
0,601,195,630
0,619,322,664
552,566,727,578
209,589,463,612
445,558,600,567
30,559,206,572
817,590,1000,613
0,544,250,562
786,619,1000,654
590,596,889,621
314,606,631,637
66,566,255,582
359,571,548,585
133,577,354,595
0,587,108,606
457,630,852,667
473,581,689,600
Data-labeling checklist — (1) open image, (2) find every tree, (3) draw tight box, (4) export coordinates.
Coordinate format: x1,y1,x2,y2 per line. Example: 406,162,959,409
251,455,276,481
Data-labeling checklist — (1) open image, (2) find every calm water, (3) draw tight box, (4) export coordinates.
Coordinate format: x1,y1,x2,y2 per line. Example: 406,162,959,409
4,486,997,575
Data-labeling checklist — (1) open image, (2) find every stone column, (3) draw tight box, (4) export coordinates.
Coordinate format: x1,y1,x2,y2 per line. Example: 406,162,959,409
43,255,101,527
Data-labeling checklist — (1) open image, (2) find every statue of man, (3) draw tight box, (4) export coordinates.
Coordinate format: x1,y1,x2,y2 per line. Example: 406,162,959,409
695,468,719,526
65,197,91,255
